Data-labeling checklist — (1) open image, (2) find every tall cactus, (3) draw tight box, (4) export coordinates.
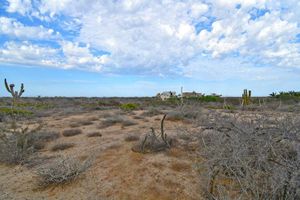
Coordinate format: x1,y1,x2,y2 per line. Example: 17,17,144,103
5,78,25,99
242,89,251,106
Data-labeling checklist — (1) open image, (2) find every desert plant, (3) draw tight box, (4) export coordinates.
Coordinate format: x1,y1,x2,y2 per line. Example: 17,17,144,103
0,124,43,164
132,114,172,153
51,143,75,151
197,113,300,199
242,89,251,106
4,78,25,104
62,129,82,137
36,156,92,187
100,115,136,128
120,103,139,111
86,132,102,137
124,134,140,142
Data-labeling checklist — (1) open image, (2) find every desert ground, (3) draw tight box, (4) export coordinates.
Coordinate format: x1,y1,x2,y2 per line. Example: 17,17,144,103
0,97,299,200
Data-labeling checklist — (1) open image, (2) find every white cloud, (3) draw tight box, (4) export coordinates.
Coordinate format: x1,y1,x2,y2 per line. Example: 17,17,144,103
61,41,109,71
0,17,59,40
0,41,109,72
6,0,32,15
2,0,300,78
0,41,61,67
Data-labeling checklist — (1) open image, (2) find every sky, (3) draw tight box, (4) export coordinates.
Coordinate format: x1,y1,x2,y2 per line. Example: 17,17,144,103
0,0,300,97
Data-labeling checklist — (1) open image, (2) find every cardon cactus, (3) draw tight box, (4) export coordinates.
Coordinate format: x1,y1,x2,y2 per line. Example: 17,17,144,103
242,89,251,106
5,78,25,99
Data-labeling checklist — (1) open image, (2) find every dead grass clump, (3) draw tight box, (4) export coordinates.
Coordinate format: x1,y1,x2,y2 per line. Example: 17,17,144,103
122,120,138,127
100,116,137,128
69,122,80,128
36,156,92,187
80,120,94,126
166,111,184,121
28,130,60,151
100,116,124,128
62,129,82,137
141,108,163,117
51,143,75,151
87,132,102,137
133,115,144,120
29,131,60,143
125,135,140,142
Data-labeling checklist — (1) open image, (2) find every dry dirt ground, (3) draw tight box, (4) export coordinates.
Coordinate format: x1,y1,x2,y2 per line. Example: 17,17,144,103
0,109,204,200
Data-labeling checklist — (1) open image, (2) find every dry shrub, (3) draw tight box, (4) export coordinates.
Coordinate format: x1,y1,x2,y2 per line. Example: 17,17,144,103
36,156,92,187
133,115,144,120
141,108,163,117
99,116,124,128
69,122,80,128
122,120,138,127
80,120,93,126
0,130,60,164
100,116,137,128
166,111,184,121
124,134,140,142
62,129,82,137
197,113,300,200
51,143,75,151
87,132,102,137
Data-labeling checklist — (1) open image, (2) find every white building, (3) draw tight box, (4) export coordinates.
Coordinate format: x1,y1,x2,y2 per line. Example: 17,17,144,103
157,91,176,101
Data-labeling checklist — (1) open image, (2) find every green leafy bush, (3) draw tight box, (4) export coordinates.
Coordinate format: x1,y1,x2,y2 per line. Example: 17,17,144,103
120,103,139,111
0,107,33,116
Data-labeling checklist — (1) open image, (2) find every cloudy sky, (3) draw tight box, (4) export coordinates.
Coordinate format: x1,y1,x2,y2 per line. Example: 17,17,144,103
0,0,300,97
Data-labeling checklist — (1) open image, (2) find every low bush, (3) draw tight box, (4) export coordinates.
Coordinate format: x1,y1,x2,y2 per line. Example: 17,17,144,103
36,156,92,187
120,103,139,111
198,114,300,199
100,116,137,128
87,132,102,137
51,143,75,151
141,108,163,117
62,129,82,137
0,130,60,164
124,135,140,142
0,107,33,116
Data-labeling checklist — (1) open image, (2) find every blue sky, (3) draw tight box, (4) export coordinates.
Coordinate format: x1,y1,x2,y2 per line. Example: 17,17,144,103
0,0,300,97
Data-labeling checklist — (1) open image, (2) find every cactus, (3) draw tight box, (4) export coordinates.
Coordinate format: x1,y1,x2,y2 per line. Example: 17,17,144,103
132,114,172,153
242,89,251,106
5,78,25,99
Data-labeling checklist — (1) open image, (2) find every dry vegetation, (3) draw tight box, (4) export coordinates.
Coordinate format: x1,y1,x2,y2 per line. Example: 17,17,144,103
62,129,83,137
0,95,300,199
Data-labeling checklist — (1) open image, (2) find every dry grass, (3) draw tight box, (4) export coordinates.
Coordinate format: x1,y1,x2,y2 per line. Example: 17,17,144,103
100,116,137,128
141,108,163,117
86,132,102,137
124,134,140,142
62,129,82,137
170,161,191,172
166,111,184,121
69,123,80,128
51,143,75,151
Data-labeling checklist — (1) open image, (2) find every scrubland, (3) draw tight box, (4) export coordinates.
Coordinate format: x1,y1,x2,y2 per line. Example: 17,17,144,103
0,96,299,200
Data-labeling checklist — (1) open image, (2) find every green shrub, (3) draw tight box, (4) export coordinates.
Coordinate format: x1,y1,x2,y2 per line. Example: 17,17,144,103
120,103,139,111
186,95,221,102
0,107,33,116
223,105,235,110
